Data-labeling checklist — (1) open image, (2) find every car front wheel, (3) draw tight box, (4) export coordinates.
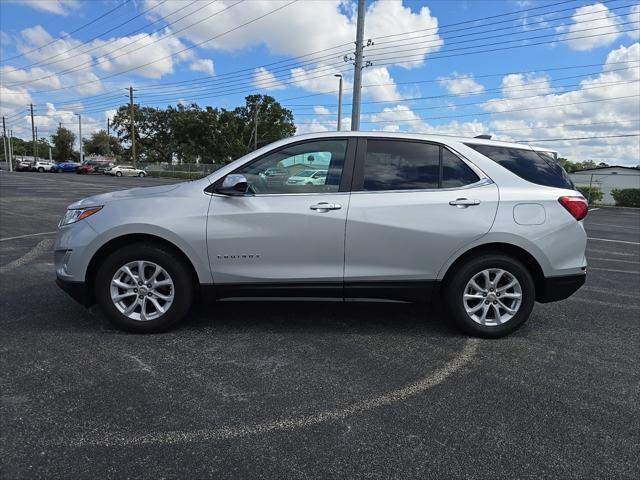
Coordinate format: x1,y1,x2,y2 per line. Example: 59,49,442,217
444,253,535,338
138,172,145,177
115,171,122,177
95,243,194,333
38,167,44,173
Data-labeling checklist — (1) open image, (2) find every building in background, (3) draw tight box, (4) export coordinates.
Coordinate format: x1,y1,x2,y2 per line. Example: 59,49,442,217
570,166,640,205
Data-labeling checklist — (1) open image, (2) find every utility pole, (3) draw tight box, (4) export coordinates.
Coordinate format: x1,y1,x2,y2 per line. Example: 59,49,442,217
351,0,366,131
2,116,7,166
59,122,62,129
8,130,13,171
77,114,83,163
107,117,111,156
253,104,260,151
35,126,39,159
334,74,343,131
30,103,36,160
129,86,136,167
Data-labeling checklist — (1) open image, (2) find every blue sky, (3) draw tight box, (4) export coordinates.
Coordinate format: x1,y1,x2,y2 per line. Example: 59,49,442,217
1,0,639,164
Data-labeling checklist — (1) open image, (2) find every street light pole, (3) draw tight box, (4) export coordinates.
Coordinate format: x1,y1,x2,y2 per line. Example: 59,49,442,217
334,74,343,131
77,114,83,163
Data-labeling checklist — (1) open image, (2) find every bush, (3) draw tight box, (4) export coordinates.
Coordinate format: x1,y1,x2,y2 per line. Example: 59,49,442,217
575,185,603,204
611,188,640,208
147,170,208,180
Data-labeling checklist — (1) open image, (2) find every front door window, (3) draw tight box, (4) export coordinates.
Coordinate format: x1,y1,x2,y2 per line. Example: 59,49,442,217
233,139,348,194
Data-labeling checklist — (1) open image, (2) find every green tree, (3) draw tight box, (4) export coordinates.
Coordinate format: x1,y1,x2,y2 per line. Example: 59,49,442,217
111,105,174,162
83,130,122,157
50,127,76,161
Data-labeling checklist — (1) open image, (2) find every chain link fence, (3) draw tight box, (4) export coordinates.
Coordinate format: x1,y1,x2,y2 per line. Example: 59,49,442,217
139,162,224,180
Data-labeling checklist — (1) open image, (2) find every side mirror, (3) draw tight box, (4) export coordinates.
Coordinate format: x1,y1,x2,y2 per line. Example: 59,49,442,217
217,174,249,196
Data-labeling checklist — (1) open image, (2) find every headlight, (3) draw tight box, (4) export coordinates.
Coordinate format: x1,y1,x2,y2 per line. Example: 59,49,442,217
59,206,103,227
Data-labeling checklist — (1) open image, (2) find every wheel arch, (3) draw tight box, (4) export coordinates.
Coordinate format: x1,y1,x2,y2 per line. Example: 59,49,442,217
440,242,546,301
85,233,200,306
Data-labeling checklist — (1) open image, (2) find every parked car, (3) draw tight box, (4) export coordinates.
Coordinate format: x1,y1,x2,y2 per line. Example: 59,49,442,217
34,160,58,173
286,169,328,185
57,162,81,173
16,160,35,172
109,165,147,177
77,160,114,174
55,132,587,337
258,167,288,185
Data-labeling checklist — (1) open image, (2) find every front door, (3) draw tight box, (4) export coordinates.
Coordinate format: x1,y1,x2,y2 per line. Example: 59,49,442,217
207,138,355,294
344,138,499,300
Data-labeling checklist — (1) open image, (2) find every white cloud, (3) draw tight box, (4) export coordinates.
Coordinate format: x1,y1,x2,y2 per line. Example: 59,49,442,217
0,65,62,90
290,65,350,93
190,59,215,75
558,3,621,51
5,0,80,15
438,73,485,97
628,5,640,40
500,73,553,98
143,0,441,70
313,106,330,115
253,67,286,90
362,67,402,102
92,30,192,79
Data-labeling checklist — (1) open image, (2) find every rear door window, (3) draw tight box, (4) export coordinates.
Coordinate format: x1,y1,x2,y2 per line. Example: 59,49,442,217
363,140,440,191
360,139,480,191
465,143,573,189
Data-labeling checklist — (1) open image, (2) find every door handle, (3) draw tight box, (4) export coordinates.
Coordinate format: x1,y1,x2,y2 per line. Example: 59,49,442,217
449,198,481,208
310,202,342,212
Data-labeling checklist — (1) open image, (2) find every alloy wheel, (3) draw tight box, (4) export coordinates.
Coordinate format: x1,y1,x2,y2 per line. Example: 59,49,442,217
463,268,522,326
110,260,174,321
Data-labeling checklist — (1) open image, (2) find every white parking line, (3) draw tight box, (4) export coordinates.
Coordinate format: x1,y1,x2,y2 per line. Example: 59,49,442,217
588,208,600,211
589,267,640,275
588,237,640,245
0,239,54,274
0,231,57,242
60,339,480,447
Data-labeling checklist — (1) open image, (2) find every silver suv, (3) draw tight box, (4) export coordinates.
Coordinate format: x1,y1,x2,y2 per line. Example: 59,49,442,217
54,132,588,337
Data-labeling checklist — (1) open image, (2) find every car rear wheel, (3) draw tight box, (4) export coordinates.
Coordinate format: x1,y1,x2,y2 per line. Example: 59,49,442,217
115,171,122,177
95,243,194,333
38,167,44,173
444,253,535,338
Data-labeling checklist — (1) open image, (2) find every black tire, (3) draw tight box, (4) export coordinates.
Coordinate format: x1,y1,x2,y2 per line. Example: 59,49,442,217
444,253,535,338
115,171,123,177
38,167,44,173
138,172,145,177
94,243,194,333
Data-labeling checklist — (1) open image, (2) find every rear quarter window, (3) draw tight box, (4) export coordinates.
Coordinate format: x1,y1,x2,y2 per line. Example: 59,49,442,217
465,144,573,189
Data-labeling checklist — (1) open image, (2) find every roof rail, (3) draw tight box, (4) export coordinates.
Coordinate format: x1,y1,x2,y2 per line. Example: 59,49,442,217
474,134,492,140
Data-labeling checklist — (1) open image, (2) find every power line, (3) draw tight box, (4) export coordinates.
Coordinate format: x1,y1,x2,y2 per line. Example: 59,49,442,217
4,0,233,85
0,0,595,95
292,94,640,125
1,0,132,63
3,0,206,74
517,134,640,142
4,0,297,91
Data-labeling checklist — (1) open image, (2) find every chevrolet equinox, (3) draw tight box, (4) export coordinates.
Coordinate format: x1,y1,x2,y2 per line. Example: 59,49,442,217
55,132,588,337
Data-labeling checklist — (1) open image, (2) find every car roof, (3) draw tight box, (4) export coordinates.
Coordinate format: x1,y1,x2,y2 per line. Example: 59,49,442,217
282,131,558,155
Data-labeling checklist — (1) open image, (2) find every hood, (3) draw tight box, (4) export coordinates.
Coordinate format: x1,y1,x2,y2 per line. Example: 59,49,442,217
69,183,182,209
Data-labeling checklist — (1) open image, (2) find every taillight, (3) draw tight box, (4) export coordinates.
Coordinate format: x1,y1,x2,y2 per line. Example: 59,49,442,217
558,196,588,221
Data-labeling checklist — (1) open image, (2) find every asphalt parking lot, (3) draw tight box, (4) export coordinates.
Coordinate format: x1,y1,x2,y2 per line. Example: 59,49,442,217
1,171,638,479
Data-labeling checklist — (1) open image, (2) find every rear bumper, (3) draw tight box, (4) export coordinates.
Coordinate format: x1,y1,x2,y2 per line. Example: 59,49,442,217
56,277,93,307
537,272,586,303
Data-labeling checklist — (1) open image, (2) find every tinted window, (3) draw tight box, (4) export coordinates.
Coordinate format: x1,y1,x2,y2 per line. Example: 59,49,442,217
364,140,439,191
466,144,573,189
442,148,480,187
234,139,347,194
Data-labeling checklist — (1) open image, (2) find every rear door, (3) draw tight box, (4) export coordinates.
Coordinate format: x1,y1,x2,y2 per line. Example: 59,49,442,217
344,138,498,299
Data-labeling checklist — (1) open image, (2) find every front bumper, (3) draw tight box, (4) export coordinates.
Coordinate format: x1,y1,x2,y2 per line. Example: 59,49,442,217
56,277,92,307
537,272,586,303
